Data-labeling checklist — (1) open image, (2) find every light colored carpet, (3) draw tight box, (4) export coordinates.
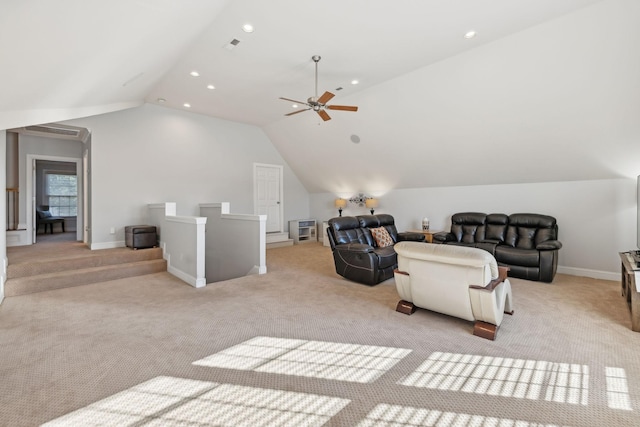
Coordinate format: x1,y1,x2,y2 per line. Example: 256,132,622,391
0,243,638,426
35,231,77,244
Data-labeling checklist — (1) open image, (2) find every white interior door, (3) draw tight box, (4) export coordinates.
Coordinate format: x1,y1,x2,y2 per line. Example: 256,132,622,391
254,163,283,233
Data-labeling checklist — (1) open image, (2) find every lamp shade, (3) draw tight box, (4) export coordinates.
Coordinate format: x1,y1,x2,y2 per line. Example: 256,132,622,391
365,198,378,209
335,198,347,209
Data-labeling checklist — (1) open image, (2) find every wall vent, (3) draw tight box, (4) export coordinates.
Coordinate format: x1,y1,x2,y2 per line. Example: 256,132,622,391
223,38,241,51
25,125,80,137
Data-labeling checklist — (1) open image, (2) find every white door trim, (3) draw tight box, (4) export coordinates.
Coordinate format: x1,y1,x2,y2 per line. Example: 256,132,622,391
26,154,83,243
253,163,284,233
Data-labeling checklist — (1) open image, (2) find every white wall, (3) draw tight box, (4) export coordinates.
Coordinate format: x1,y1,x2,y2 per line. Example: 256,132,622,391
65,104,309,247
310,178,636,279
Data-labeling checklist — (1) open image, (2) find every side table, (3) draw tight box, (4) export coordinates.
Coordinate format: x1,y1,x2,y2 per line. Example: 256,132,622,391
619,252,640,332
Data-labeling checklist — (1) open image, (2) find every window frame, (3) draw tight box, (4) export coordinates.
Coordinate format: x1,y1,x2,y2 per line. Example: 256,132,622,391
44,170,78,217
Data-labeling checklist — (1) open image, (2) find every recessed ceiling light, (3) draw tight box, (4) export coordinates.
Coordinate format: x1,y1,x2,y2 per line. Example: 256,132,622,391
242,24,254,33
292,104,298,109
464,30,476,39
157,98,166,103
183,103,191,108
190,71,200,77
351,80,359,85
207,84,215,90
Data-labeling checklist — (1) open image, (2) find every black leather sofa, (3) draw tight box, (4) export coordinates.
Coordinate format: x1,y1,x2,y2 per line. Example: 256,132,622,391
434,212,562,282
327,214,425,286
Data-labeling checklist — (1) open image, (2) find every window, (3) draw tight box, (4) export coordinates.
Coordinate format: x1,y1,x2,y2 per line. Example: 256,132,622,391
45,173,77,217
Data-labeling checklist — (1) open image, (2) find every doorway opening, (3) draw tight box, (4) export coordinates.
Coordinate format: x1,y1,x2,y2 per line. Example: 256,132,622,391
34,160,78,244
5,123,90,248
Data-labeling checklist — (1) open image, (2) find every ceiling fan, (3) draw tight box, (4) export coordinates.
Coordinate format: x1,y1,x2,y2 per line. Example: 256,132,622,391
279,55,358,121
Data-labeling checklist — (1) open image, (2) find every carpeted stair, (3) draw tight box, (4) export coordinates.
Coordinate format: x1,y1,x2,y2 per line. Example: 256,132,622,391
5,246,166,297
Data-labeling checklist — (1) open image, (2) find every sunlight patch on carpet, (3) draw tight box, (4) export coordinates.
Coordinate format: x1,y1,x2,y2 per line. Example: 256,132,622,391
400,352,589,405
605,367,633,410
193,336,412,383
356,403,570,427
42,376,350,427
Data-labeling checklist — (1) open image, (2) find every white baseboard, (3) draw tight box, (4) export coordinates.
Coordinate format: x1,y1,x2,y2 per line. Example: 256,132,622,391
0,257,5,304
6,230,30,247
247,265,267,275
167,264,206,288
557,265,618,282
160,242,205,288
90,241,126,250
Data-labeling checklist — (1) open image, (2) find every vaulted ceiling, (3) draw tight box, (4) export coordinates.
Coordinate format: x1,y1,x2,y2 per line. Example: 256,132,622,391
2,0,639,194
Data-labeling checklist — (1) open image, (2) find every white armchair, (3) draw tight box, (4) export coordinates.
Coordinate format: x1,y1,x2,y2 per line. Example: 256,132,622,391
393,241,514,340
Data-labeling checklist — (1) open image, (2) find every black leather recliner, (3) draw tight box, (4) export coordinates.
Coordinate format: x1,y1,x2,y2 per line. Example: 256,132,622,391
434,212,562,282
327,214,425,286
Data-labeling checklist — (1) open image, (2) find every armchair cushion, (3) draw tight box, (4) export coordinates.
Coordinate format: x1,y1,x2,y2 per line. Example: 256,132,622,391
495,246,539,268
37,210,52,219
331,217,371,245
375,246,398,269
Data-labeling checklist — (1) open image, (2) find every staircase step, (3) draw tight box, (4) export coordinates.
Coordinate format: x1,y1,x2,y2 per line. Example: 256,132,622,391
266,232,289,243
5,259,167,297
7,247,163,279
266,240,293,249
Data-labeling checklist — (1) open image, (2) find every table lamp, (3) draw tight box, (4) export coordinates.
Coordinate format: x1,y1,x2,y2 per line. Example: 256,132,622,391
365,198,379,215
335,198,347,216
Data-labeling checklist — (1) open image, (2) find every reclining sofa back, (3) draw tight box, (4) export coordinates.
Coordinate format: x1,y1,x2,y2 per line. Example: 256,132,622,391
435,212,562,282
327,214,424,285
329,214,399,247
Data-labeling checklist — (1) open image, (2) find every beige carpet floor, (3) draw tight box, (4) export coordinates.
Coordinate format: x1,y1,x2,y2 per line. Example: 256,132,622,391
0,243,638,426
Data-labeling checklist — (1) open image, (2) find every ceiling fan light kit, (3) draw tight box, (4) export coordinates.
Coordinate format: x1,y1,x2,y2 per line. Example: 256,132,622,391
279,55,358,121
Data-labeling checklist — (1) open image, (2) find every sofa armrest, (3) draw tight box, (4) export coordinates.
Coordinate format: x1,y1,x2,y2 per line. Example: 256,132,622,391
469,266,513,327
433,232,455,242
469,266,510,291
536,240,562,250
332,243,380,285
397,232,426,242
334,243,374,254
393,269,413,303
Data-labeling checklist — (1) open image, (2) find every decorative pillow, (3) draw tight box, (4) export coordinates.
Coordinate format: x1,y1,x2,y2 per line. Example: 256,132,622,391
37,210,52,219
370,227,394,248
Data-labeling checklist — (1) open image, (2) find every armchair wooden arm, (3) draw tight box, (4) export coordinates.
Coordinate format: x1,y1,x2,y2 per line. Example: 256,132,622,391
469,266,509,291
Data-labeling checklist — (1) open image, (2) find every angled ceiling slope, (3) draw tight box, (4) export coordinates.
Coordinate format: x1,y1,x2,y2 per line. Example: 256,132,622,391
0,0,231,130
145,0,604,127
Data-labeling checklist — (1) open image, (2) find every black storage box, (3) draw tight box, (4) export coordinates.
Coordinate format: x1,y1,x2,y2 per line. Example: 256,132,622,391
125,225,157,249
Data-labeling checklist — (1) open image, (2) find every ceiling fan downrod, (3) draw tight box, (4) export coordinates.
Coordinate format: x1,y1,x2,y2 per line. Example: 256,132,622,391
312,55,321,101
